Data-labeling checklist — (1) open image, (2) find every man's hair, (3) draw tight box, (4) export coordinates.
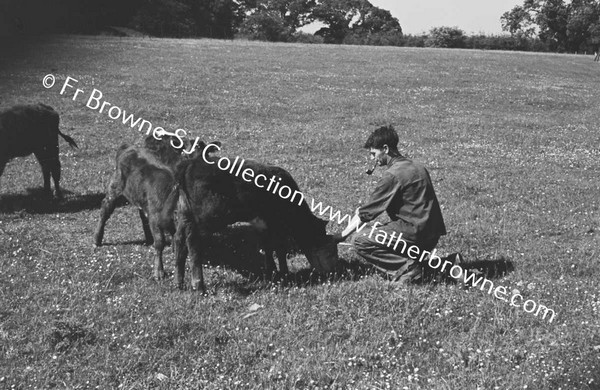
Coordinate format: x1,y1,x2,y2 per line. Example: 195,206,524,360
363,125,399,151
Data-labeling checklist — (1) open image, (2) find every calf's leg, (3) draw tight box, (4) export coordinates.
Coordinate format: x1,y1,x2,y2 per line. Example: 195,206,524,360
152,231,166,280
188,225,207,293
149,215,167,280
94,173,124,246
174,218,190,289
138,209,154,245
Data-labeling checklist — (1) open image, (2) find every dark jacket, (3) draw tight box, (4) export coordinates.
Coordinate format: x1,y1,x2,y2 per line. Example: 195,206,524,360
358,156,447,243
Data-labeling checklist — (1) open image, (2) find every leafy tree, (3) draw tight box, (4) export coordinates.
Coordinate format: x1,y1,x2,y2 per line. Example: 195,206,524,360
501,0,600,52
425,26,466,48
189,0,241,38
360,7,401,34
240,10,292,41
239,0,315,41
312,0,372,43
312,0,402,44
501,4,537,37
566,0,600,51
131,0,195,37
589,18,600,50
402,34,427,47
538,0,569,50
131,0,241,38
268,0,317,29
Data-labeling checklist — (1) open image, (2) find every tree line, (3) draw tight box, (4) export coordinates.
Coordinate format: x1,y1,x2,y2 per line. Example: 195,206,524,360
501,0,600,52
3,0,600,53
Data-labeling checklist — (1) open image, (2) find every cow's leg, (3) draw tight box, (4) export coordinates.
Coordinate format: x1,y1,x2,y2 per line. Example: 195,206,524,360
262,229,288,274
186,223,207,293
150,217,166,281
268,230,289,274
262,237,278,275
174,218,190,289
275,246,289,274
33,150,52,197
48,152,61,198
93,173,123,246
138,209,154,245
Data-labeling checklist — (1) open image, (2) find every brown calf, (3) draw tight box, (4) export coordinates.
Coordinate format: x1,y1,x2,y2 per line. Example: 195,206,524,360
94,135,219,280
93,135,182,279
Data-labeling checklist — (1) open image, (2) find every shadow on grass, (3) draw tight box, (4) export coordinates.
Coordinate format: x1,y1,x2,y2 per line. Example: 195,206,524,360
462,256,515,279
193,226,379,295
419,255,516,285
106,223,516,293
100,239,148,247
0,188,109,214
177,226,519,294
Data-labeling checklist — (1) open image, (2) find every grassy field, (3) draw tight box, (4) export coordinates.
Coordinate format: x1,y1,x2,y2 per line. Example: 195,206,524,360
1,35,599,389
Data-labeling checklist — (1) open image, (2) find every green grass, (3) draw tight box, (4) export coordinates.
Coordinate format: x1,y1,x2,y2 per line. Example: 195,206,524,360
1,35,599,389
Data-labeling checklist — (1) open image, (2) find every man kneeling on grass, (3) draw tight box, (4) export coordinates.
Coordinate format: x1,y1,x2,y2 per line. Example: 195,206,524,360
334,125,462,284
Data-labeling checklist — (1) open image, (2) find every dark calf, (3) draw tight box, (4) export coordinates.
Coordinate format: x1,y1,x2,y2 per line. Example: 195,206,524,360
174,152,338,292
93,135,219,280
0,103,77,197
93,135,182,280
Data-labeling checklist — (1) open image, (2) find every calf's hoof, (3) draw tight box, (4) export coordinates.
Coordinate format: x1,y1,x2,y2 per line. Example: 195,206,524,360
191,280,206,294
93,232,103,247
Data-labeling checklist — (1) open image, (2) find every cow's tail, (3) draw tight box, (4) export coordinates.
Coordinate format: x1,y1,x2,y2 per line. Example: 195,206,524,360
58,130,78,148
161,181,180,227
176,161,192,213
174,161,200,226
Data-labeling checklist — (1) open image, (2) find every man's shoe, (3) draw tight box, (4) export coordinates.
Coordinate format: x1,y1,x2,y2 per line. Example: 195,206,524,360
449,252,464,267
443,252,466,285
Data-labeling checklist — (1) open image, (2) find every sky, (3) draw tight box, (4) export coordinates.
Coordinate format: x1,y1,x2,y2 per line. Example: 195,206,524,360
369,0,523,35
302,0,525,35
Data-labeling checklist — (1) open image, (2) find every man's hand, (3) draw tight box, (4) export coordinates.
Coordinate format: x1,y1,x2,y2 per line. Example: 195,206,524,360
339,209,362,239
331,233,346,243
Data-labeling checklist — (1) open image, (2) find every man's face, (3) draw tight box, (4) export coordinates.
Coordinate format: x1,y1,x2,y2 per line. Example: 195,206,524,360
369,146,388,166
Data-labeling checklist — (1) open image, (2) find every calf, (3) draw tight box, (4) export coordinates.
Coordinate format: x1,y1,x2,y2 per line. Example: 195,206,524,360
0,103,77,197
174,148,339,292
93,135,219,280
93,135,183,280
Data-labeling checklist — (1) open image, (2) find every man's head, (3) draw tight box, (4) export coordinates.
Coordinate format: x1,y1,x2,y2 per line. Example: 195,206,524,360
363,125,400,168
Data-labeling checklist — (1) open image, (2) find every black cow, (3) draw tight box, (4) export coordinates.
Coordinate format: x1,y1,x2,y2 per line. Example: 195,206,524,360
174,149,339,292
0,103,77,197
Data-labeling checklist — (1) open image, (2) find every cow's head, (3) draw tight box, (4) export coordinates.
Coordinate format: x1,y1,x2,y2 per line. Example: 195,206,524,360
303,218,339,272
144,134,183,169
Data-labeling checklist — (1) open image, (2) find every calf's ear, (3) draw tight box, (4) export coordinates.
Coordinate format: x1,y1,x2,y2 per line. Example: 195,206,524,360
206,141,222,154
